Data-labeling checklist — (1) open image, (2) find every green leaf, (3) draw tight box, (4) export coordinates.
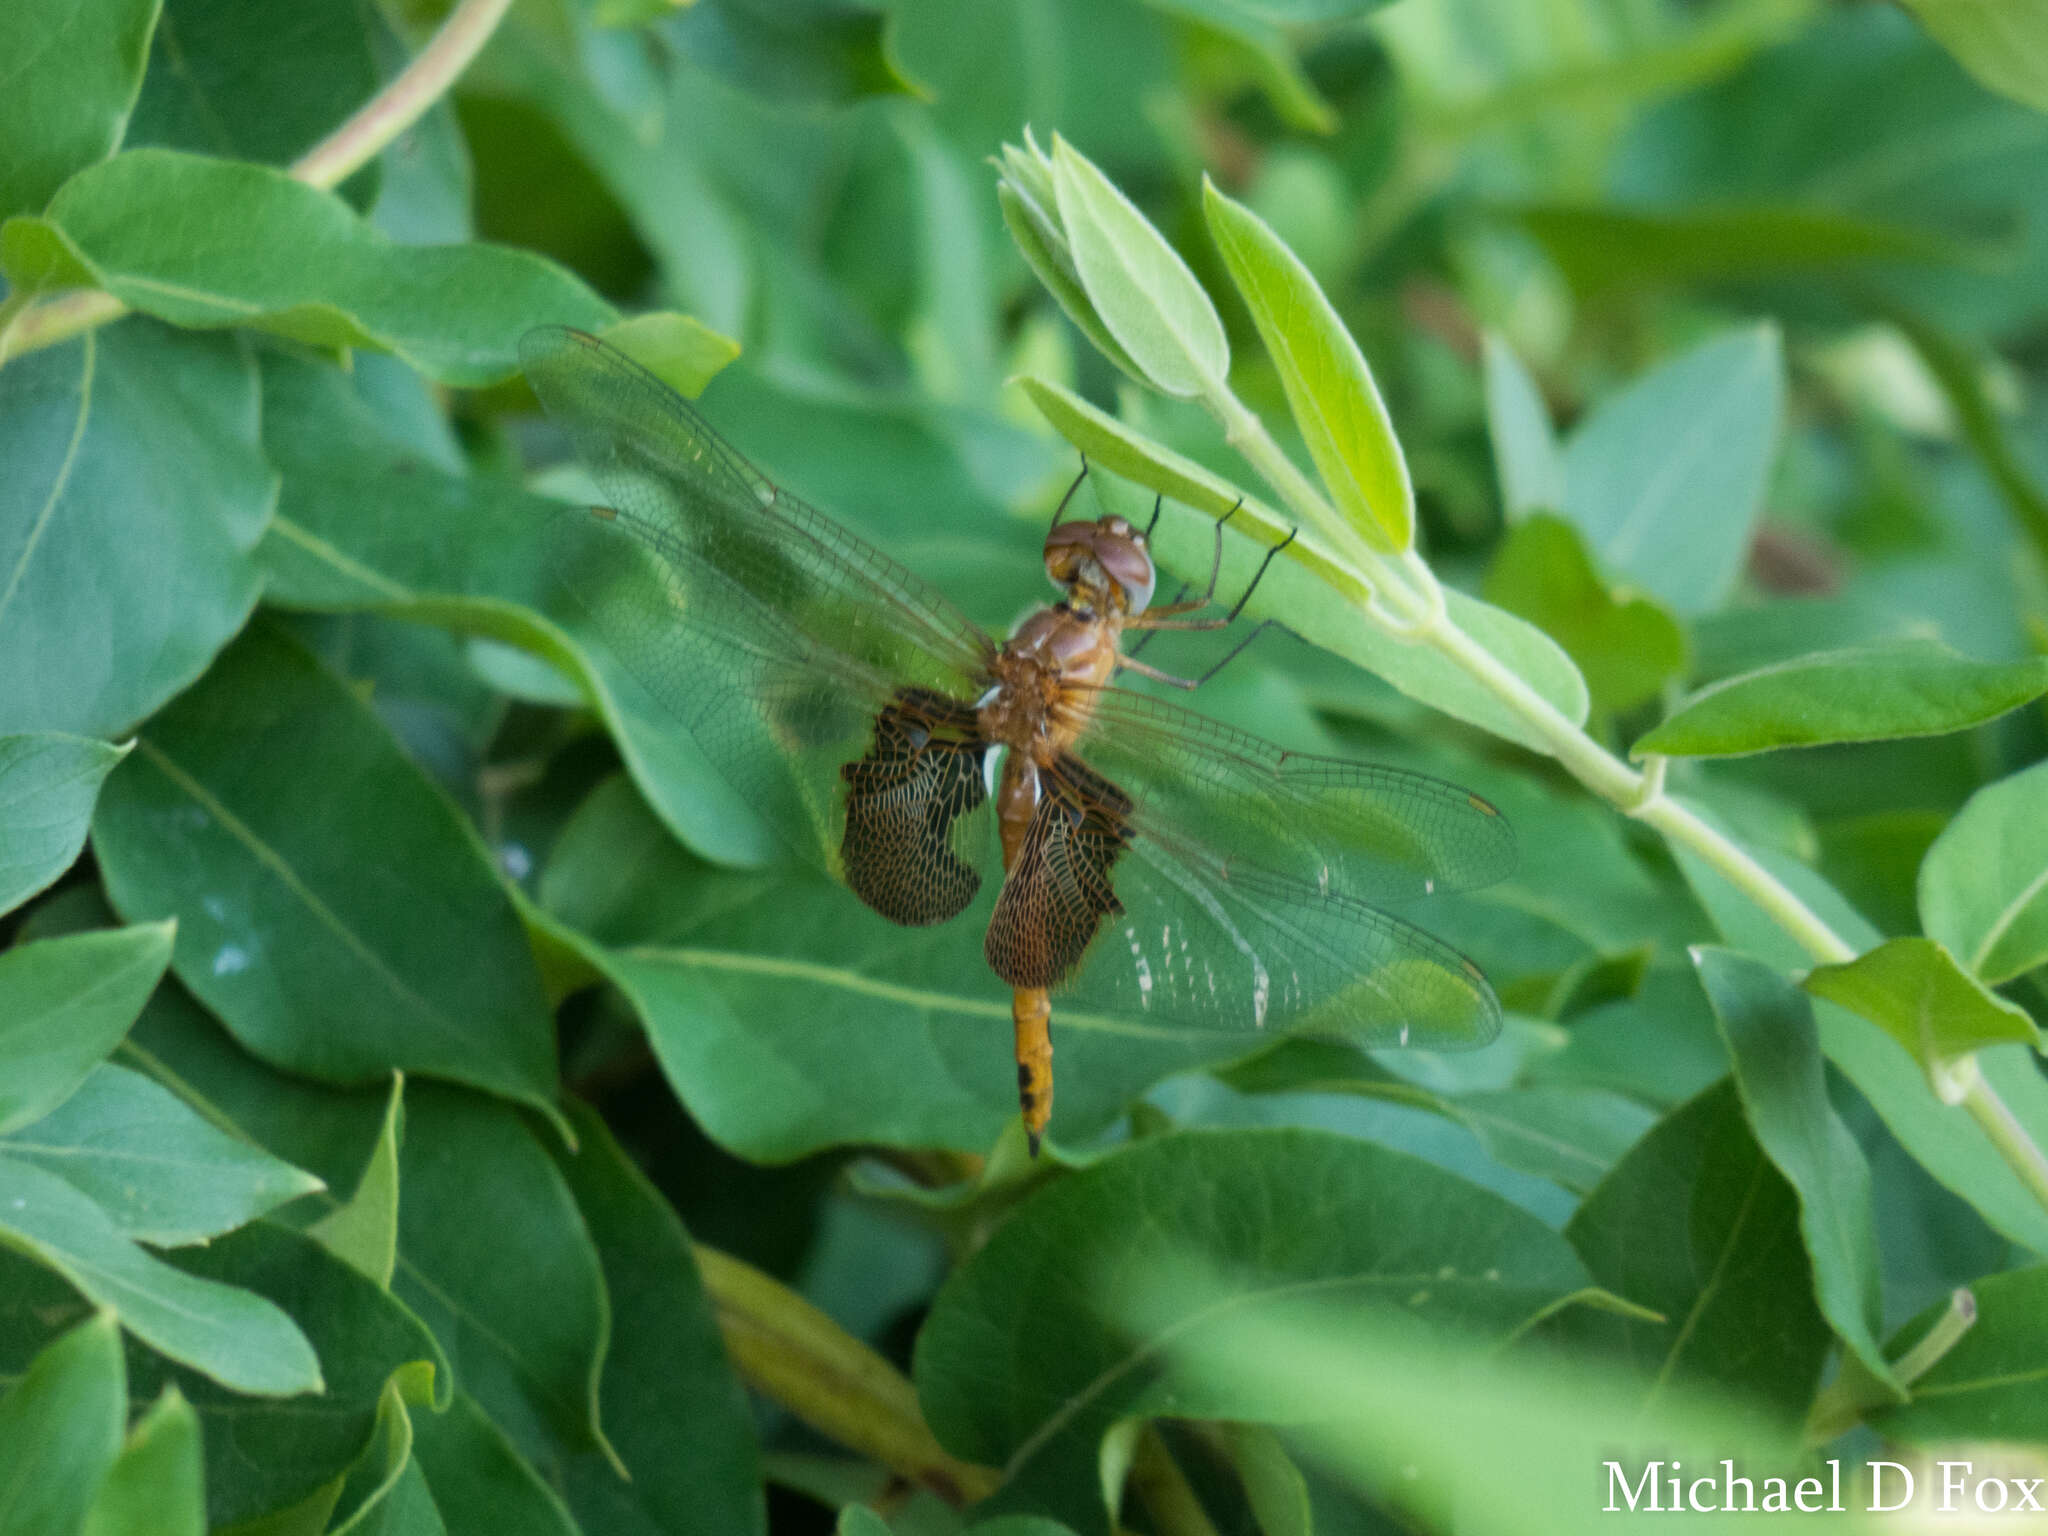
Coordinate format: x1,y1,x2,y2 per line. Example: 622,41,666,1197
0,1311,124,1536
1220,1425,1312,1536
1562,1081,1829,1421
0,1155,321,1394
1870,1264,2048,1444
0,734,129,917
409,1392,580,1536
0,150,616,385
1011,377,1589,748
914,1128,1594,1532
1559,326,1784,617
309,1074,404,1288
1480,333,1562,521
597,312,742,399
551,1102,766,1536
1482,513,1685,715
138,1221,451,1530
0,922,174,1135
1202,177,1412,551
0,0,157,219
1920,757,2048,984
81,1386,205,1536
91,621,560,1116
1692,947,1901,1399
664,0,920,104
1049,133,1228,399
996,173,1146,387
391,1086,615,1464
1899,0,2048,113
328,1364,444,1536
0,324,272,738
1803,938,2042,1103
253,346,775,869
1633,641,2048,759
126,0,380,171
1,1063,323,1246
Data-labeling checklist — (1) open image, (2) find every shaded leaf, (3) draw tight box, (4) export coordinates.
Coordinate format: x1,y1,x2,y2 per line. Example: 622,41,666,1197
81,1386,204,1536
1562,1081,1829,1421
0,1155,321,1394
664,0,918,104
0,922,173,1135
0,1311,124,1536
0,324,272,738
1,1062,323,1246
0,150,616,385
91,621,559,1115
1483,513,1684,715
328,1364,445,1536
1633,641,2048,758
410,1392,580,1536
1559,326,1784,617
1804,938,2041,1103
0,734,128,918
914,1128,1593,1533
1693,947,1900,1397
1203,177,1412,550
1050,133,1227,398
0,0,156,219
310,1073,404,1288
1919,757,2048,984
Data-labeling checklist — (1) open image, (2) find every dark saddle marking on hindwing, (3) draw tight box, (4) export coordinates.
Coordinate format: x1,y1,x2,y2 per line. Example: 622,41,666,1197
840,687,990,926
985,753,1134,988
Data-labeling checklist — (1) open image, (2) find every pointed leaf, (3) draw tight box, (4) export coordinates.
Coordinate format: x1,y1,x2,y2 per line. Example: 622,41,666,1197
0,922,173,1135
82,1386,205,1536
0,734,130,917
1204,176,1412,550
1920,757,2048,984
309,1074,404,1287
0,1311,125,1536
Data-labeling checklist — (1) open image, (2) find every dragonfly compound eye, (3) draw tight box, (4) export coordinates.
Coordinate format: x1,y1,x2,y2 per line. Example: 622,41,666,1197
1091,528,1157,614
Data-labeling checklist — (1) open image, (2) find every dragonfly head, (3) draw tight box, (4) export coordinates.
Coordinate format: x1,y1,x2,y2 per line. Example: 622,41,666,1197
1044,515,1157,616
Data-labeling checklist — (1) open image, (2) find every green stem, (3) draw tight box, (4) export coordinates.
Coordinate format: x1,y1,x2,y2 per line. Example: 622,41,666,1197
693,1244,1001,1507
0,0,514,365
1960,1066,2048,1214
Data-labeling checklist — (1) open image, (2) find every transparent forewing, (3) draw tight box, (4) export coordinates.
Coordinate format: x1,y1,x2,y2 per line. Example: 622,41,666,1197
522,328,1000,898
1071,687,1516,904
1043,757,1501,1046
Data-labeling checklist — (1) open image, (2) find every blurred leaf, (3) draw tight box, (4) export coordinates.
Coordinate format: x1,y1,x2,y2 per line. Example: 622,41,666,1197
127,0,380,172
0,1154,321,1394
549,1102,766,1536
0,0,156,220
409,1392,580,1536
600,311,742,398
665,0,917,104
91,622,560,1116
0,734,129,917
1203,176,1412,550
1633,640,2048,758
1920,758,2048,984
1,1063,323,1246
1222,1424,1313,1536
1050,132,1228,399
914,1128,1596,1531
0,922,173,1135
0,324,272,738
1804,938,2041,1103
81,1386,204,1536
1694,946,1901,1397
309,1073,404,1288
389,1085,615,1463
1870,1264,2048,1443
0,150,615,385
1898,0,2048,113
1558,325,1784,617
1562,1080,1829,1420
1517,202,1976,296
1480,332,1562,521
254,347,776,868
1483,513,1685,714
0,1311,124,1536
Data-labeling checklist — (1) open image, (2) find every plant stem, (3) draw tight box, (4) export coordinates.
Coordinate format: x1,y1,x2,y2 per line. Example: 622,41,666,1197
693,1244,1001,1507
0,0,514,365
1960,1066,2048,1213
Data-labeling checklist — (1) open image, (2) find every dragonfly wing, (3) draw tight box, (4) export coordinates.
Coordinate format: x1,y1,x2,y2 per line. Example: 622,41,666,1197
1071,687,1516,904
523,328,1001,916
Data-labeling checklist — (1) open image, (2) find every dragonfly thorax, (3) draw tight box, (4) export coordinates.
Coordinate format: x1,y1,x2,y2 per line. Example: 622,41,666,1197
982,603,1121,764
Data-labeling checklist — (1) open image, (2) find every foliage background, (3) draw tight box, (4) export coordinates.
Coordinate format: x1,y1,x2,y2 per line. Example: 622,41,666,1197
3,0,2048,1532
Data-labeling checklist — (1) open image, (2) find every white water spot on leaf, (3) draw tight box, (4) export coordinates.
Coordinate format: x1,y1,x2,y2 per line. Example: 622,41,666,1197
212,945,249,977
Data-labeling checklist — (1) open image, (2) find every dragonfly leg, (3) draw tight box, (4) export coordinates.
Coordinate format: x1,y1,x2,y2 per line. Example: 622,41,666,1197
1140,498,1242,619
1116,620,1275,689
1013,987,1053,1155
1047,458,1089,539
1126,580,1190,657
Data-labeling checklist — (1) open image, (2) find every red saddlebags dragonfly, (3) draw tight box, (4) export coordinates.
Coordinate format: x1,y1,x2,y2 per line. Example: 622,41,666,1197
522,327,1514,1152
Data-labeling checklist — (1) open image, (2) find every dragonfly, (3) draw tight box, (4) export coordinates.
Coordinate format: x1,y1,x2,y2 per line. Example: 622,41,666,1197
522,327,1515,1153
